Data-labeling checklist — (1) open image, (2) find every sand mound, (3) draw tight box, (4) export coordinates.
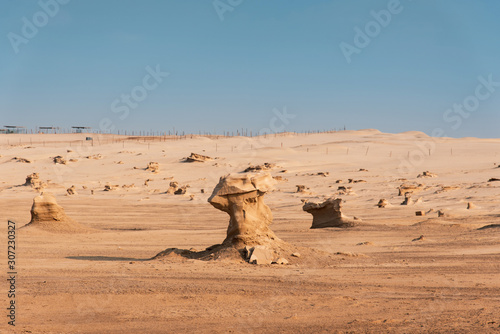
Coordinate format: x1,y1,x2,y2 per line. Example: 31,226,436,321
303,197,360,228
22,193,88,233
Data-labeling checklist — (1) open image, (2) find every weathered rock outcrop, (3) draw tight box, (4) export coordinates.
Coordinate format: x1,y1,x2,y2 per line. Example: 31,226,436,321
184,153,213,162
243,163,275,173
53,156,67,164
303,198,360,228
146,162,160,173
23,193,87,232
24,173,45,190
208,172,279,247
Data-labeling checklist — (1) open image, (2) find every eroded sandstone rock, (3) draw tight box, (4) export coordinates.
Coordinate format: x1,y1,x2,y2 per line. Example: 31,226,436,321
302,198,360,228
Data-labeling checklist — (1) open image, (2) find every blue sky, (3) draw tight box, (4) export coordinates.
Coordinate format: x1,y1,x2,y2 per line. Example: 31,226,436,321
1,0,499,137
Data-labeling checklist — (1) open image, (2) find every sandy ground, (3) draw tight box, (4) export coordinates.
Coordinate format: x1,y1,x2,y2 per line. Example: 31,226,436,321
0,130,499,333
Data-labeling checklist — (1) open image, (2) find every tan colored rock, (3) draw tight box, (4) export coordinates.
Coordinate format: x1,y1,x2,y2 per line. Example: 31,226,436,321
24,173,45,190
415,211,425,216
248,246,273,265
417,171,437,178
184,153,213,162
53,156,67,164
86,154,103,160
104,184,118,191
302,198,360,229
24,192,86,232
167,181,179,194
146,162,160,173
296,185,310,193
208,172,279,247
398,183,424,196
243,163,275,173
467,202,476,210
401,192,413,206
66,185,77,195
13,157,31,163
377,199,389,208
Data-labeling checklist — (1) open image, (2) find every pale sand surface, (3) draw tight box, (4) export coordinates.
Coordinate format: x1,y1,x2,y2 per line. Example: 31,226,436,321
0,130,499,333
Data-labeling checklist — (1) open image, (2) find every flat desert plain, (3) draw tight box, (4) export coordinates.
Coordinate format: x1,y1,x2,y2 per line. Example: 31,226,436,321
1,130,499,333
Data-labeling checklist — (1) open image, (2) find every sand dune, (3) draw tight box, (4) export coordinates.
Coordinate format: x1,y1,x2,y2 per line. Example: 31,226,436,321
0,130,499,333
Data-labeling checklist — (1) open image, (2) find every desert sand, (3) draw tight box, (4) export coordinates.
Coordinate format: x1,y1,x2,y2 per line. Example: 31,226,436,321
1,130,499,333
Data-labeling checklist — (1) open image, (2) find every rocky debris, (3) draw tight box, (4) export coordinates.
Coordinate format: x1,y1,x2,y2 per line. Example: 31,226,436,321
291,252,301,258
377,199,389,208
66,185,77,195
122,184,135,188
23,192,86,233
144,179,152,186
67,150,73,153
401,193,413,205
86,154,103,160
398,183,424,196
335,180,342,183
303,197,360,228
348,179,366,183
273,176,288,182
12,157,31,163
146,162,160,173
435,185,460,194
189,194,195,201
412,235,425,242
53,156,67,164
438,210,447,217
415,211,425,216
208,172,279,247
116,161,124,164
488,178,500,182
418,171,437,178
200,189,205,193
467,202,476,210
104,184,119,191
174,186,188,195
166,181,179,194
357,241,373,246
243,163,275,173
69,159,78,162
296,185,311,194
184,153,213,163
359,168,368,172
273,257,289,265
305,172,329,177
337,186,355,195
166,181,189,195
248,246,274,265
24,173,45,190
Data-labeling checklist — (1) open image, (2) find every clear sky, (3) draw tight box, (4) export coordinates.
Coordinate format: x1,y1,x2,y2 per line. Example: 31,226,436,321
1,0,499,137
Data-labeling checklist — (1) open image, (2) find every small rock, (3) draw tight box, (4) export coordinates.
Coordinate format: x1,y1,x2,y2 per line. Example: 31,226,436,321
291,252,301,258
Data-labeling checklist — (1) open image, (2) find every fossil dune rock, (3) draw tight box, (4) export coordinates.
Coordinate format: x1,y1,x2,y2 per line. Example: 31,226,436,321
24,173,45,190
303,197,360,228
23,193,87,232
184,153,213,162
146,162,160,173
154,172,304,264
208,172,279,247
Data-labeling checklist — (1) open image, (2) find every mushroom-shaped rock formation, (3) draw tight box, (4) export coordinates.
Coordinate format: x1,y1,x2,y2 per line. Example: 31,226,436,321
153,172,306,264
23,193,87,232
208,172,279,247
303,198,360,228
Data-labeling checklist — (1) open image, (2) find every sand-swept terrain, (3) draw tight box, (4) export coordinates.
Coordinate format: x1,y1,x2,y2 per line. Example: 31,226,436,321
1,130,499,333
